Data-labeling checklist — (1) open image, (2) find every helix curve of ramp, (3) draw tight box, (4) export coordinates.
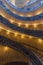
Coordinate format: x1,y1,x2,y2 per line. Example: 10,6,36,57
0,0,43,65
0,36,43,65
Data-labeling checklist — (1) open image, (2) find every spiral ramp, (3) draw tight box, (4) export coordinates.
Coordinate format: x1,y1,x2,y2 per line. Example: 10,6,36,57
0,0,43,65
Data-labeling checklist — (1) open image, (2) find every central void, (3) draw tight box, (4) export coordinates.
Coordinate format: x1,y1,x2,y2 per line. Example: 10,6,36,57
10,0,31,8
15,0,29,8
7,0,43,12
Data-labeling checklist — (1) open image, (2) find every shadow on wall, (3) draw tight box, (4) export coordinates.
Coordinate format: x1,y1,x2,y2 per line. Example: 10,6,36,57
4,62,28,65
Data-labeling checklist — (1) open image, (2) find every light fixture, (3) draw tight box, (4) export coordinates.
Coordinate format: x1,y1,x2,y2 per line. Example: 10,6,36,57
25,24,29,28
7,30,10,35
38,38,42,43
18,23,22,27
21,34,25,39
4,46,9,51
14,32,18,37
33,23,37,28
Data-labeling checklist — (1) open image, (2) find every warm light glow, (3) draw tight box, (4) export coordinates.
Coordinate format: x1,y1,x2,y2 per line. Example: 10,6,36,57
33,23,37,28
27,14,32,17
25,24,29,28
0,27,2,31
0,27,3,29
37,11,41,15
14,32,18,37
18,23,22,27
38,38,42,43
20,14,23,16
21,34,25,39
4,46,9,51
41,22,43,24
7,30,10,34
10,19,14,23
29,36,32,39
0,27,2,29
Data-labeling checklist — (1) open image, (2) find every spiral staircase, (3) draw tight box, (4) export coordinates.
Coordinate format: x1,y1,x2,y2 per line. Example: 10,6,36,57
0,0,43,65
